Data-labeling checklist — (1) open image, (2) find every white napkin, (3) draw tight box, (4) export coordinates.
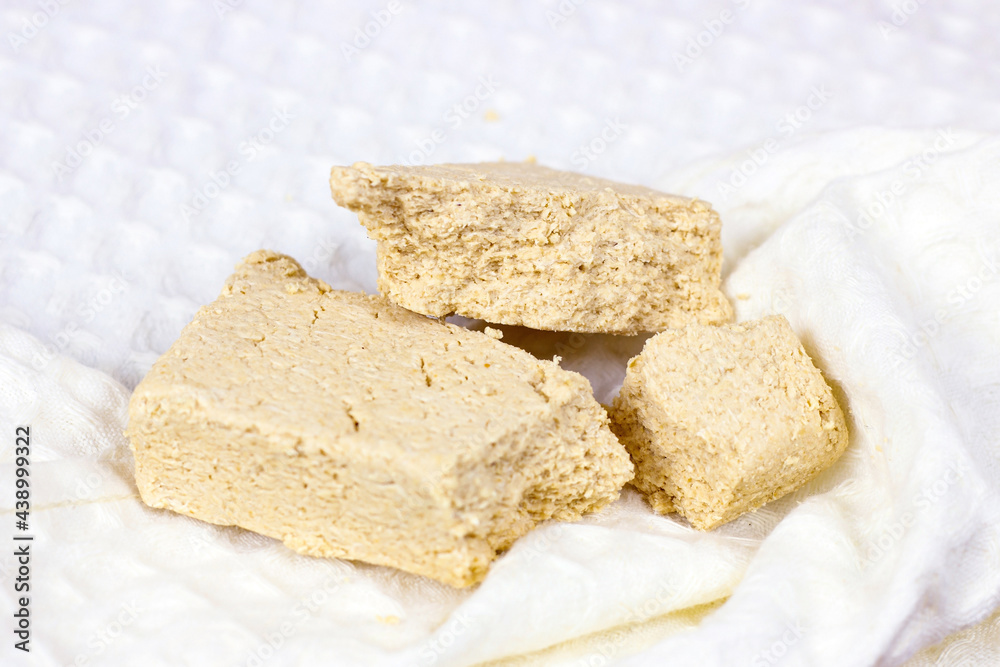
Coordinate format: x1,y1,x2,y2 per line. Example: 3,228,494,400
2,127,999,666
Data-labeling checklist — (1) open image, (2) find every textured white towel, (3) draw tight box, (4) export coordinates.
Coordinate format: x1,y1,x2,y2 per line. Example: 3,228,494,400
2,128,999,666
2,1,1000,665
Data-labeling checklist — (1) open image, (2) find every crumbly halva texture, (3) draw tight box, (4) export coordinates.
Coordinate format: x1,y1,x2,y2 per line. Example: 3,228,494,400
126,250,633,587
609,315,849,530
329,161,733,334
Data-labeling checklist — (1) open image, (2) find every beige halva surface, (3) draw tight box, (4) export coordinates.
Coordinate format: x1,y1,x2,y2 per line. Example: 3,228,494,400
126,250,633,587
329,161,733,334
610,315,849,530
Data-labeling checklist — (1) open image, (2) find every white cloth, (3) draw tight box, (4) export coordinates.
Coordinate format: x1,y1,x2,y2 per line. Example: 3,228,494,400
3,129,1000,667
2,2,1000,665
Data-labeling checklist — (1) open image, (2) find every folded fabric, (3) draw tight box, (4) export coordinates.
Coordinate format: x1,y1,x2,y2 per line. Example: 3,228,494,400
1,128,998,667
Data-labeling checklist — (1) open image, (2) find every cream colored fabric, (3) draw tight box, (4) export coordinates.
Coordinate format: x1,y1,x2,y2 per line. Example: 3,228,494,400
481,602,1000,667
903,606,1000,666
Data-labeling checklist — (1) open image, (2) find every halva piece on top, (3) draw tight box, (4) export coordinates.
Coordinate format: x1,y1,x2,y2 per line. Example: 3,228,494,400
329,161,733,334
609,315,848,530
126,250,633,587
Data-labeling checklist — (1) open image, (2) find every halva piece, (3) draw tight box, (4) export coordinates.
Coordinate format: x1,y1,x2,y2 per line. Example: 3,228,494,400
329,161,733,334
126,250,632,587
609,315,848,530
